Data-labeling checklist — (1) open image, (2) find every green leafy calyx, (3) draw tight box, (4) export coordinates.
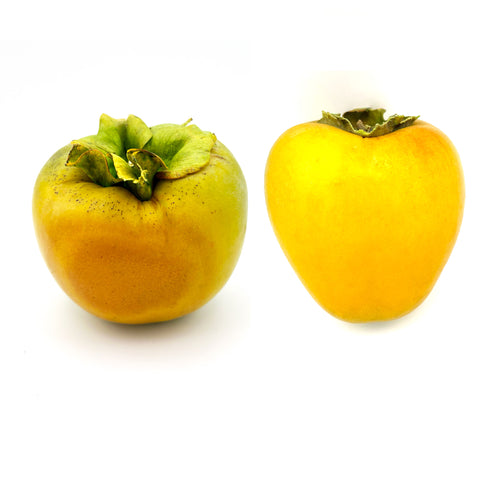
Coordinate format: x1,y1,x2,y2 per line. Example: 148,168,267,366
65,114,216,201
317,108,419,137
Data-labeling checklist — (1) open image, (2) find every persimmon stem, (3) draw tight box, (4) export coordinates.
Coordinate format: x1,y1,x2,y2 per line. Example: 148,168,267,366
65,114,216,201
318,108,419,137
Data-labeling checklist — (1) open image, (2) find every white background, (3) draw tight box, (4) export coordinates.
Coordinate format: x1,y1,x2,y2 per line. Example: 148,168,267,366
2,1,480,479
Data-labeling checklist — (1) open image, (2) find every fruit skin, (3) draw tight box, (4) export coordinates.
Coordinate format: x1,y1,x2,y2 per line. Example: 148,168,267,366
265,120,464,322
33,141,247,324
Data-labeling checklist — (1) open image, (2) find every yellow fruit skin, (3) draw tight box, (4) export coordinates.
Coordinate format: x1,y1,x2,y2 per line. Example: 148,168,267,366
265,121,464,322
33,142,247,324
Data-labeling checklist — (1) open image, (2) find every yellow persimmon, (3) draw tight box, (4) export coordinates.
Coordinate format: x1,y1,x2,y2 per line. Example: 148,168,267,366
265,108,464,322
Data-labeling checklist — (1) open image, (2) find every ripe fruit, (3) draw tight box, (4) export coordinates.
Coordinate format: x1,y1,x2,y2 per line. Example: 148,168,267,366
265,108,464,322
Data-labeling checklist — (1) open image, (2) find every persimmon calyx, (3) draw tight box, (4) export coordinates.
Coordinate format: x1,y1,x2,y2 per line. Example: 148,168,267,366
65,114,216,201
317,108,419,137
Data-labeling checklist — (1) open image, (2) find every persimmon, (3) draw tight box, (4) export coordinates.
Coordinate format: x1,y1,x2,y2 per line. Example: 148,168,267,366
265,108,464,322
33,114,247,324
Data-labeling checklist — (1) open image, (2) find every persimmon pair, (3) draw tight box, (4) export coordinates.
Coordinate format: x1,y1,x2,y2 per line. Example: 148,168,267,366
33,110,464,324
